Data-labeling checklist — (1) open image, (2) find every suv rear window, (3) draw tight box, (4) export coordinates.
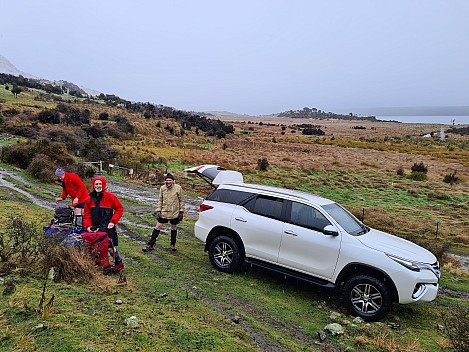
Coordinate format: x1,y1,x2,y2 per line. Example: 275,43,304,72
243,195,284,220
207,189,254,205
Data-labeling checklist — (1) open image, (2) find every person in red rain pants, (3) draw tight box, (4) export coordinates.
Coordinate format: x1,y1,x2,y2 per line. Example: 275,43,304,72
55,168,89,228
84,176,124,273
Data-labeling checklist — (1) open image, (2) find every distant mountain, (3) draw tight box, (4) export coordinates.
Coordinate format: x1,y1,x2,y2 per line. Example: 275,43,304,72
0,54,37,79
0,53,100,96
341,106,469,117
204,111,254,118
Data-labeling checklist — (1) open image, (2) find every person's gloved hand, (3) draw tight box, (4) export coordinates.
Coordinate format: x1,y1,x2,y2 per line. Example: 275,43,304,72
72,197,79,206
178,211,184,221
156,211,162,219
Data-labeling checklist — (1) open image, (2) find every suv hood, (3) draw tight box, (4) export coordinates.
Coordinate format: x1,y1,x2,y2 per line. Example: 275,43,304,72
357,228,436,263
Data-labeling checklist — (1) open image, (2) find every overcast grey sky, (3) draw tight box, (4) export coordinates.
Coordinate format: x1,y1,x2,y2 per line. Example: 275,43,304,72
0,0,468,115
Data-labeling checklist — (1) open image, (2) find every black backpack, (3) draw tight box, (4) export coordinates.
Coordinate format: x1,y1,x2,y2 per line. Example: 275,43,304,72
52,203,74,225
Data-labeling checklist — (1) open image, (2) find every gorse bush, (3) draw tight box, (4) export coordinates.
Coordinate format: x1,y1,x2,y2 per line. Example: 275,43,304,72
257,157,269,171
40,128,87,154
27,153,55,182
1,139,75,169
76,163,97,180
411,162,428,173
98,112,109,120
396,167,405,176
0,216,43,264
302,128,325,136
443,171,458,185
1,142,35,168
80,139,119,164
440,306,469,352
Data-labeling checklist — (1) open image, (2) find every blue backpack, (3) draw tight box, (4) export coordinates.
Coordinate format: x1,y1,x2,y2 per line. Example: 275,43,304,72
43,224,83,247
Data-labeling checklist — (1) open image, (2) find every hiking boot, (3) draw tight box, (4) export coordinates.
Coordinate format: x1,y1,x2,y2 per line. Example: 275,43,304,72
142,244,154,252
114,262,124,272
170,245,177,252
103,266,113,275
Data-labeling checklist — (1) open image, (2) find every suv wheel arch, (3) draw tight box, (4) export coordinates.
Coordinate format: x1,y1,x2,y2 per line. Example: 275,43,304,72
336,263,399,303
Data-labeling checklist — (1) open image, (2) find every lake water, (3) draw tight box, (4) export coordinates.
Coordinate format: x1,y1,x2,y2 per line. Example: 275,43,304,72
376,115,469,125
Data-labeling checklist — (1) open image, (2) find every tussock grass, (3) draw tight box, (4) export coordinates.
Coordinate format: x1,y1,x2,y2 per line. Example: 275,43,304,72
38,245,97,284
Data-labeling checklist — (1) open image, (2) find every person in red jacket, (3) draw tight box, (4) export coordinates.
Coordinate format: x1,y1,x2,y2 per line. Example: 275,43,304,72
84,176,124,273
55,168,89,228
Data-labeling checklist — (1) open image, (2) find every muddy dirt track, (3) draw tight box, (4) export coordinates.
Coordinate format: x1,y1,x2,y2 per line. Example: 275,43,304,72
0,167,203,226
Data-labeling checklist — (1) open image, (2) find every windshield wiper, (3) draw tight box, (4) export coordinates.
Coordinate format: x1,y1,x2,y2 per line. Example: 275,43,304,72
356,225,369,235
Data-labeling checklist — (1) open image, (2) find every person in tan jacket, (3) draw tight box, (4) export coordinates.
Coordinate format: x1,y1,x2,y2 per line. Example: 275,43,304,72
142,173,184,252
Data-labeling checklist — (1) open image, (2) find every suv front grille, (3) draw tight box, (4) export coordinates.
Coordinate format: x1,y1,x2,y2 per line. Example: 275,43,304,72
431,261,441,279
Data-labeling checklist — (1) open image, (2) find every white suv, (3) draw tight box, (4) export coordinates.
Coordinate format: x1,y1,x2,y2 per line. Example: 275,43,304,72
187,165,440,321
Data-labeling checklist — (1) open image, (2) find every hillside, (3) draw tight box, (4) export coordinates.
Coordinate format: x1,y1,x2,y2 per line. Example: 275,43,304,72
0,54,37,78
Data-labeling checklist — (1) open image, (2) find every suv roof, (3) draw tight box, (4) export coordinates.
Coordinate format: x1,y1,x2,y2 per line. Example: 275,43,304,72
186,164,334,206
218,182,335,206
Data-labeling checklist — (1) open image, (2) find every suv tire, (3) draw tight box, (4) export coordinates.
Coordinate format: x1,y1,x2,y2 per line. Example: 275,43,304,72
208,235,242,273
342,274,392,322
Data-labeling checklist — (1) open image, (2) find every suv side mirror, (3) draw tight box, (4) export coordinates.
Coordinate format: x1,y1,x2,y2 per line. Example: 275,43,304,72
323,225,339,236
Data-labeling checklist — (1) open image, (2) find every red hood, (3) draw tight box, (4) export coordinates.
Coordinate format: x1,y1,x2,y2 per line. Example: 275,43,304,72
91,176,107,191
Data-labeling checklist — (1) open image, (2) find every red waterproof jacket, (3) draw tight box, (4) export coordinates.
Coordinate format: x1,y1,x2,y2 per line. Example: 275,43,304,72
83,176,124,229
59,172,89,205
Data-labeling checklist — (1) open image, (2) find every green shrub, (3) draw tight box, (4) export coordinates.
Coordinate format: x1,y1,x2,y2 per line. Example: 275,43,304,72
27,153,55,182
0,216,42,264
411,162,428,173
257,157,269,171
440,306,469,352
443,171,458,185
76,163,96,179
407,171,427,181
1,142,35,168
2,139,74,169
98,112,109,120
40,128,87,154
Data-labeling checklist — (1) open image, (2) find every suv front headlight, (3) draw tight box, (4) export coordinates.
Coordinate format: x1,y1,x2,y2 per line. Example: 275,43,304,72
387,254,440,278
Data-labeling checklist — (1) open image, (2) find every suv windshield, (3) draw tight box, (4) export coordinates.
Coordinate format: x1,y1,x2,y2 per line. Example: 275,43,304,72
322,203,368,236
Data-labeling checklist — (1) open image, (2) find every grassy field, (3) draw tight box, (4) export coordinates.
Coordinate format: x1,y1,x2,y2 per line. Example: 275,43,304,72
0,163,467,352
0,86,468,351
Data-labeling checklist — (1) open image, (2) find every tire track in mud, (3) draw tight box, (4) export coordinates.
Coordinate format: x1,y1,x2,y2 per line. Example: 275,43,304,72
0,169,55,210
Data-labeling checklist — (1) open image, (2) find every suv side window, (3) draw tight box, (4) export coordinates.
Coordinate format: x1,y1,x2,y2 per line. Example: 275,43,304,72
207,189,254,204
242,195,284,220
289,201,331,232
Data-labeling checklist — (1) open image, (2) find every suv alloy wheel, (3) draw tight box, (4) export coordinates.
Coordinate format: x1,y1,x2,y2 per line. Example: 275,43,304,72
208,235,242,273
342,274,392,321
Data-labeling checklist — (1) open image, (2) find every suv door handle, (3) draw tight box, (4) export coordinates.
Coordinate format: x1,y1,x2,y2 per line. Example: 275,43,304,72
235,217,247,222
284,230,298,236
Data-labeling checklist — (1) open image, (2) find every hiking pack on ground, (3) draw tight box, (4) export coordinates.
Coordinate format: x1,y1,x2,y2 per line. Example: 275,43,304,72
45,203,124,275
43,224,83,247
81,229,124,275
52,202,74,225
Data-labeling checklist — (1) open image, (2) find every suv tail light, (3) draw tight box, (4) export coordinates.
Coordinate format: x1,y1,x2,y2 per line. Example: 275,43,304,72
200,204,213,212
